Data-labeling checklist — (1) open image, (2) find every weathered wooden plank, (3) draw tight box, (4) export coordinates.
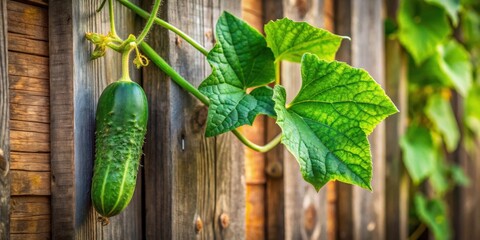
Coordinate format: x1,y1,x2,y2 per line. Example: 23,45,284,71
7,1,48,41
10,120,49,133
10,130,49,152
50,0,143,239
241,2,266,238
10,90,49,106
262,1,285,239
8,52,49,79
279,1,331,239
141,0,243,239
334,2,354,239
10,152,49,171
10,215,50,234
242,0,263,32
10,233,50,240
246,184,266,239
10,196,50,217
384,1,409,239
10,103,49,123
9,76,49,94
335,1,386,239
213,10,245,240
0,0,10,237
8,32,48,56
350,2,386,239
10,170,50,195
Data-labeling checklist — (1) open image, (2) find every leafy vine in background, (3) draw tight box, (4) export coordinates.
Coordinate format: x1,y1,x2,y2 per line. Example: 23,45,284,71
86,0,398,194
392,0,480,238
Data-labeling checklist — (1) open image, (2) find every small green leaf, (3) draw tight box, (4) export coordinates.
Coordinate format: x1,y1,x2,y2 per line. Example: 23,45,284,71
398,0,451,65
400,125,436,184
264,18,346,62
272,54,398,190
466,85,480,136
450,165,470,186
414,194,451,240
425,0,460,26
425,94,460,152
429,154,450,196
435,40,473,96
199,12,276,137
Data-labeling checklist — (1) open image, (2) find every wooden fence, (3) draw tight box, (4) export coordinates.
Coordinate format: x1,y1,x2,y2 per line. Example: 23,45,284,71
0,0,479,239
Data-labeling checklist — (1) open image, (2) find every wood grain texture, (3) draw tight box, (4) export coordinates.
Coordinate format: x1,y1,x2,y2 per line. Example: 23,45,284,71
49,0,142,239
7,1,47,41
10,170,50,195
262,1,285,239
142,0,243,239
335,1,386,239
241,1,266,239
281,1,330,239
0,0,10,237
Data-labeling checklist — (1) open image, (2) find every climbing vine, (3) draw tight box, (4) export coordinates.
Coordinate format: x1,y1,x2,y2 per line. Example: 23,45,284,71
86,0,397,218
392,0,480,238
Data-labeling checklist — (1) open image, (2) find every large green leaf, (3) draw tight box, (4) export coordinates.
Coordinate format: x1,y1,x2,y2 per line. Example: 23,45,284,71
398,0,451,65
264,18,346,62
199,12,276,137
414,194,451,240
400,125,436,184
435,40,473,96
426,94,460,152
272,54,398,190
425,0,460,26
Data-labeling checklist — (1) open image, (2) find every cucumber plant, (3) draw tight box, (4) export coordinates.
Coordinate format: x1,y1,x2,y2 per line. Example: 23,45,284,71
393,0,479,238
87,0,398,222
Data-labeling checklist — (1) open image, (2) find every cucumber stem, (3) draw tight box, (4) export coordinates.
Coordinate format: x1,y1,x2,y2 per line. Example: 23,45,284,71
140,42,282,151
275,61,281,85
136,0,162,44
121,43,136,81
117,0,209,56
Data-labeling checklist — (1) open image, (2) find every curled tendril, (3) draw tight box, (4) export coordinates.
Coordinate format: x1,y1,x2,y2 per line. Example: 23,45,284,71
133,46,150,68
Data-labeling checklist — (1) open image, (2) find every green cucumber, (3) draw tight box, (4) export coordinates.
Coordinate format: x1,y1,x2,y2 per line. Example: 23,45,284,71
91,80,148,220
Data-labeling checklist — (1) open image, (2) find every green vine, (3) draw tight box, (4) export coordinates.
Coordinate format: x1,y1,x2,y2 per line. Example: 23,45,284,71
393,0,480,238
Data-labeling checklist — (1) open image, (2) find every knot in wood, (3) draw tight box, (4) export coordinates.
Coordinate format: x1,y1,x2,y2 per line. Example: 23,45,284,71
303,203,316,232
192,106,208,133
220,213,230,229
195,216,203,233
266,161,283,178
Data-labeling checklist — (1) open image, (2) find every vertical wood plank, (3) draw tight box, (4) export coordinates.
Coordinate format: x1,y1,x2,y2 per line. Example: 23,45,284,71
453,97,480,239
0,0,10,237
281,1,330,239
142,0,244,239
334,1,354,239
262,1,285,239
351,2,386,239
214,1,245,237
384,1,409,239
50,1,142,239
241,1,266,239
335,1,386,239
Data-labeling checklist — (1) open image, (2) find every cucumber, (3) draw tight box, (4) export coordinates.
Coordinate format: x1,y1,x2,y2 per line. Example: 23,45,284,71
91,80,148,219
